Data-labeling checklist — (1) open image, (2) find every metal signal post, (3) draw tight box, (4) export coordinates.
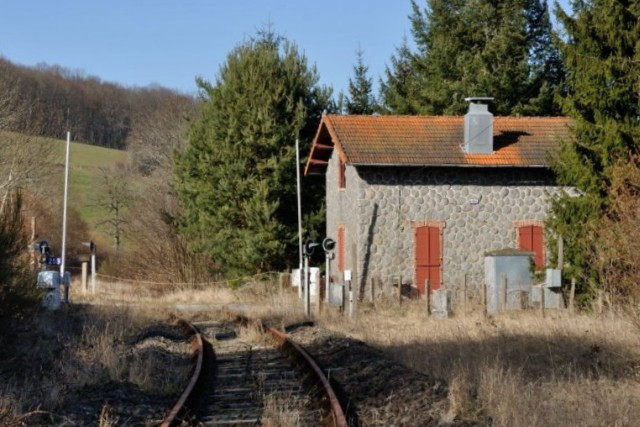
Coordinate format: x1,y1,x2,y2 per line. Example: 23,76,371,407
322,238,336,303
61,131,71,304
303,239,320,318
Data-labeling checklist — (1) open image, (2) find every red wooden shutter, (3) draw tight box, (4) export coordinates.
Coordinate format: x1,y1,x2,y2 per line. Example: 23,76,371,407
518,225,544,269
338,157,346,189
415,226,441,295
337,226,345,272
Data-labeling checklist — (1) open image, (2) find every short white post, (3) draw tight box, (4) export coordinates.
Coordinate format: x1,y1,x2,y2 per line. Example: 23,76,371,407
304,256,311,318
91,252,96,294
345,270,354,318
81,262,88,294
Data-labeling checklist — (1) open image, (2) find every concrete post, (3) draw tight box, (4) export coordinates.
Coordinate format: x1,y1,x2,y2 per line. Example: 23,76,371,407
91,252,96,294
425,279,431,314
345,270,354,318
81,262,88,294
500,273,507,313
569,278,576,314
483,279,488,317
325,251,331,303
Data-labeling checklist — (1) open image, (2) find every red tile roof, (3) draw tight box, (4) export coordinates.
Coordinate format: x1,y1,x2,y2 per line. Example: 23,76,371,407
305,114,572,175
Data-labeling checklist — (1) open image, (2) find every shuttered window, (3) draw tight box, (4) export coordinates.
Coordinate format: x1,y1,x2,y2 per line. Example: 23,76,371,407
518,225,544,270
337,226,345,272
338,157,346,189
415,225,441,294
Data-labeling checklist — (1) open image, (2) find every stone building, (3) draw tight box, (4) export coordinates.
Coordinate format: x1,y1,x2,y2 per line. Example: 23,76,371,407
305,99,572,299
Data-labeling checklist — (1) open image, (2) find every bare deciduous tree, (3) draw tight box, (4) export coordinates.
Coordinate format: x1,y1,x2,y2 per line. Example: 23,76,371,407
127,87,197,176
596,160,640,302
93,165,132,260
0,59,56,213
0,59,27,131
0,133,56,213
122,176,210,284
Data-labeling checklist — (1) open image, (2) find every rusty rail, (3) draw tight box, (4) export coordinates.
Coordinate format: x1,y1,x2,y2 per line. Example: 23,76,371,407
160,319,204,427
265,324,348,427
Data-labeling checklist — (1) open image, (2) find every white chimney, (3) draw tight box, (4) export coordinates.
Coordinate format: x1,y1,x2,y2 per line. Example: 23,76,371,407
464,97,494,154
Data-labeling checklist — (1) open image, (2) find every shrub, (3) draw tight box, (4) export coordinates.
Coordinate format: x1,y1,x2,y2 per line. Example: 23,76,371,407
0,192,41,345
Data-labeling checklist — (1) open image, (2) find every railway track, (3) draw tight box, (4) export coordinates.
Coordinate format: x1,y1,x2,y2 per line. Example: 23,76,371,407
161,316,348,426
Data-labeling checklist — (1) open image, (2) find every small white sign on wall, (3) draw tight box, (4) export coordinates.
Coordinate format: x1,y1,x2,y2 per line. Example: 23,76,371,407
344,270,352,282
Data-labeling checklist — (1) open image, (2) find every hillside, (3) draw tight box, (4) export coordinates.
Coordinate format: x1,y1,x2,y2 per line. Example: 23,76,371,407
50,135,131,225
0,57,196,150
0,130,132,243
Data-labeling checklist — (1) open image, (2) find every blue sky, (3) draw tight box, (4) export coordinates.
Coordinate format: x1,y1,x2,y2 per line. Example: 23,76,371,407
0,1,571,97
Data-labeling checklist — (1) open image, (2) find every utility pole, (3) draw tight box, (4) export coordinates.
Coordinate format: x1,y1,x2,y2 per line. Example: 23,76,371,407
60,131,71,304
296,138,304,299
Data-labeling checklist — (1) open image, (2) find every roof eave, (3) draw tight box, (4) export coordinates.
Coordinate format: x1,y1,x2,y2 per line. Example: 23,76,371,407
350,162,550,168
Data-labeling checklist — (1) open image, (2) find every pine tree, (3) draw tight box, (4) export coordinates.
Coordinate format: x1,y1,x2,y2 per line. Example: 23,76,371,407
380,0,563,115
379,37,420,114
345,49,377,114
174,31,331,278
520,0,565,115
547,1,640,299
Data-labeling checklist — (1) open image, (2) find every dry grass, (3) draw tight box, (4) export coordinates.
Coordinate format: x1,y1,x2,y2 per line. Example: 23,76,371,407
319,302,640,426
63,277,640,426
99,404,114,427
261,393,309,427
70,275,291,305
0,304,180,422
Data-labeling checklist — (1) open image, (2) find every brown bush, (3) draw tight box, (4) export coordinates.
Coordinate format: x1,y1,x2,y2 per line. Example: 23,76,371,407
595,160,640,303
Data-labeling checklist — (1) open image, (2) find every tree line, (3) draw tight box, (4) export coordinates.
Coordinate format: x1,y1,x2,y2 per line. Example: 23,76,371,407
0,57,197,154
346,0,563,116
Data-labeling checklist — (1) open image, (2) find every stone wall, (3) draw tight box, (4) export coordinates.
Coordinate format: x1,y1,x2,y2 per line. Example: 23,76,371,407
325,146,563,296
325,150,360,281
356,166,560,294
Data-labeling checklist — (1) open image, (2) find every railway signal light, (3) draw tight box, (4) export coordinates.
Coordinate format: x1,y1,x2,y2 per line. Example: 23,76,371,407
303,238,320,257
322,237,336,253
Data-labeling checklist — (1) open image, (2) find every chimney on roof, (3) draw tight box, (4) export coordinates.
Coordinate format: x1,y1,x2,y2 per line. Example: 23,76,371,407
464,97,494,154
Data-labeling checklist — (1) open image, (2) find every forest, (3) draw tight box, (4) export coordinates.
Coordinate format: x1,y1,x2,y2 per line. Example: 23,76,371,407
0,56,197,154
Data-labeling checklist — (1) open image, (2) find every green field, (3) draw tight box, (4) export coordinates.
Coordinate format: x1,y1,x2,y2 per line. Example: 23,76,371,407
0,131,132,233
50,137,131,225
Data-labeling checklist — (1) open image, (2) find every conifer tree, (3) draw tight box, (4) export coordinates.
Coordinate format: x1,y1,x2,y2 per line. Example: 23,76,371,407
379,37,420,115
547,1,640,298
381,0,563,115
174,32,331,278
346,49,377,114
520,0,565,115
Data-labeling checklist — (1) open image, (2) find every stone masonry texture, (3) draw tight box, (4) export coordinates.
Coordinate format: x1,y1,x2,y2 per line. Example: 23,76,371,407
325,149,563,299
